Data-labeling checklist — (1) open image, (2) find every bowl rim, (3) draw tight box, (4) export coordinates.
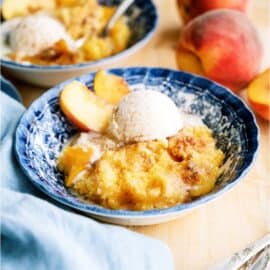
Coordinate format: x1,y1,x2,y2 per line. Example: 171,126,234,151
15,67,259,219
0,0,158,71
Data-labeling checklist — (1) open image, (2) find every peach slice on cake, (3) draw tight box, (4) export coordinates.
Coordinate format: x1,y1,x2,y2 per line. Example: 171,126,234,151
57,145,93,187
94,70,130,105
59,81,113,132
247,69,270,121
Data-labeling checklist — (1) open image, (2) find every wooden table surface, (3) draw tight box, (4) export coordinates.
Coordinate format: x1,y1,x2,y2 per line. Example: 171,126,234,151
6,1,270,269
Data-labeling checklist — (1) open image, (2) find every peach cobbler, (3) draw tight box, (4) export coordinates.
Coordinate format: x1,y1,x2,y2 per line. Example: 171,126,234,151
56,71,225,211
1,0,131,65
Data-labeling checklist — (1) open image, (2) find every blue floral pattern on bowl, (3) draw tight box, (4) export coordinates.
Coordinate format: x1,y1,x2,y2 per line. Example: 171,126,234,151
15,68,259,222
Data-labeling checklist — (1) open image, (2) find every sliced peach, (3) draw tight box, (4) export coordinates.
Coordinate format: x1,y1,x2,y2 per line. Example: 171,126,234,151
110,18,131,53
59,81,113,132
247,69,270,121
82,36,113,61
58,145,93,187
94,70,130,104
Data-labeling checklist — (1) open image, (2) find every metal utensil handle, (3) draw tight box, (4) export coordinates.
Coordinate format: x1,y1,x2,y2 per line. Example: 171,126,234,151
210,234,270,270
245,245,270,270
105,0,135,34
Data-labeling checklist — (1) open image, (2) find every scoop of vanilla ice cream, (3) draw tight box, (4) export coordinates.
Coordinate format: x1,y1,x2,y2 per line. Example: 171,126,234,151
9,14,75,58
108,90,183,142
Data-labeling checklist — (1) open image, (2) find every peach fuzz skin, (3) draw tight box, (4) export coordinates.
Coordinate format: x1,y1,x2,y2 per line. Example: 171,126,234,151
177,0,248,23
176,9,262,91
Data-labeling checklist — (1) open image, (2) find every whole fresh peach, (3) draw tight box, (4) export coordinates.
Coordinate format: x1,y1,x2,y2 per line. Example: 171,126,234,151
176,9,262,91
177,0,248,23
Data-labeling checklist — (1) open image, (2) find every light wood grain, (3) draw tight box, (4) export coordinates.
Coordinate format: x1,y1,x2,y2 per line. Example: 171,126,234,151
7,1,270,269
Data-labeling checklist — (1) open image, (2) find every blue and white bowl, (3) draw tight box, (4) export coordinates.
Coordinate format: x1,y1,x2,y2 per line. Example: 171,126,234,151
1,0,158,87
15,67,259,225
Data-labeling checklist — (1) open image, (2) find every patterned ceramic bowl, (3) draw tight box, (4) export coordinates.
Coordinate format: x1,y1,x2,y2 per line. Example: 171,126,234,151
1,0,158,87
15,67,259,225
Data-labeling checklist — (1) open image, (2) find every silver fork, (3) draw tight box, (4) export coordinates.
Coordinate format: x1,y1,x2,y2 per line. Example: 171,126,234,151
241,245,270,270
76,0,134,48
101,0,135,37
210,234,270,270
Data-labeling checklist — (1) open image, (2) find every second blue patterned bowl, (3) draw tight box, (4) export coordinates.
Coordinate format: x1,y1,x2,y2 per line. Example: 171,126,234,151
1,0,158,87
15,67,259,225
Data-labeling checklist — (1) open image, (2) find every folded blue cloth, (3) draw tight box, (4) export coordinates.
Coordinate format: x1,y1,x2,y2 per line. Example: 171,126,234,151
0,92,174,270
0,76,22,103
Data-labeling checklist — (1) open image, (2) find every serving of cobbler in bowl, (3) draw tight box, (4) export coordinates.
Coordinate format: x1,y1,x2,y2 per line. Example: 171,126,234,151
15,67,258,225
0,0,158,86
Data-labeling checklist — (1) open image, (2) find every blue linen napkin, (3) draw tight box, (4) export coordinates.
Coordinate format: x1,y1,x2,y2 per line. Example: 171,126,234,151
0,76,22,103
0,91,174,270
